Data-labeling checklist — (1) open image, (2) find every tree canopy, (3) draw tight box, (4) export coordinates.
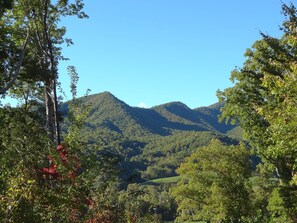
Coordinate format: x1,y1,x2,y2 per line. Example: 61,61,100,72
173,139,252,222
218,3,297,222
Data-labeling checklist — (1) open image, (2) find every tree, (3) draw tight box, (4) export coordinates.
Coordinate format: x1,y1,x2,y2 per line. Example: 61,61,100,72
217,3,297,222
0,107,51,222
0,73,123,222
0,1,30,96
0,0,88,144
173,139,252,223
0,2,115,221
119,184,167,223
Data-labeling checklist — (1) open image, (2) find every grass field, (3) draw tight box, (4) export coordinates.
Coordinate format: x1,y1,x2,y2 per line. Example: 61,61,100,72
163,221,205,223
142,176,180,185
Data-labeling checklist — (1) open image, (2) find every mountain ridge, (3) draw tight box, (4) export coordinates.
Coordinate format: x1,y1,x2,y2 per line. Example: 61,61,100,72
68,91,241,180
74,91,236,138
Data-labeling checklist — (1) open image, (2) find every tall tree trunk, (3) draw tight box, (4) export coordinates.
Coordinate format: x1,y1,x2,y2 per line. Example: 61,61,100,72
43,58,61,145
51,71,61,145
42,0,61,145
44,81,55,142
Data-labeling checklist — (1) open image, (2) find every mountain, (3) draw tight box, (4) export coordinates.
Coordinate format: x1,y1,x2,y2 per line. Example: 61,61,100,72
194,102,235,134
82,92,147,136
77,91,236,138
65,91,239,181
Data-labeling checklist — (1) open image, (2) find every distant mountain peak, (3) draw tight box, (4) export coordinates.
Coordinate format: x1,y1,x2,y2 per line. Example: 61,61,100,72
99,91,115,97
97,91,120,101
194,101,224,111
85,91,127,107
153,101,190,110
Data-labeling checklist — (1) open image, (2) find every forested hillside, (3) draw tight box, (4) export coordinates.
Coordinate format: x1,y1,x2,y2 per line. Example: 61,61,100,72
72,91,235,137
65,91,238,182
1,1,297,223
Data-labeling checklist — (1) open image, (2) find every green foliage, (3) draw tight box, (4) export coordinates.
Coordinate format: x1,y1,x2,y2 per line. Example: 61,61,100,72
0,0,89,144
226,126,243,140
135,131,236,180
173,139,252,223
6,1,297,222
0,104,94,222
77,91,236,138
72,92,239,182
119,183,176,223
267,188,293,223
60,77,123,222
0,0,87,89
218,3,297,222
0,61,122,223
0,107,49,222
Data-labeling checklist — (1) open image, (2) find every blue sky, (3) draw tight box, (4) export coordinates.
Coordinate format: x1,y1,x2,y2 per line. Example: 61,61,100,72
58,0,290,108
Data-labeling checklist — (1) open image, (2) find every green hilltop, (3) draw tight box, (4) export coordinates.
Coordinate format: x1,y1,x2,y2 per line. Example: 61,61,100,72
78,91,236,137
64,91,240,182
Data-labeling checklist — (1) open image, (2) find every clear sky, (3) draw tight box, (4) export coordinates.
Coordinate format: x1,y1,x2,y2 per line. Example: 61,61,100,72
58,0,291,108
